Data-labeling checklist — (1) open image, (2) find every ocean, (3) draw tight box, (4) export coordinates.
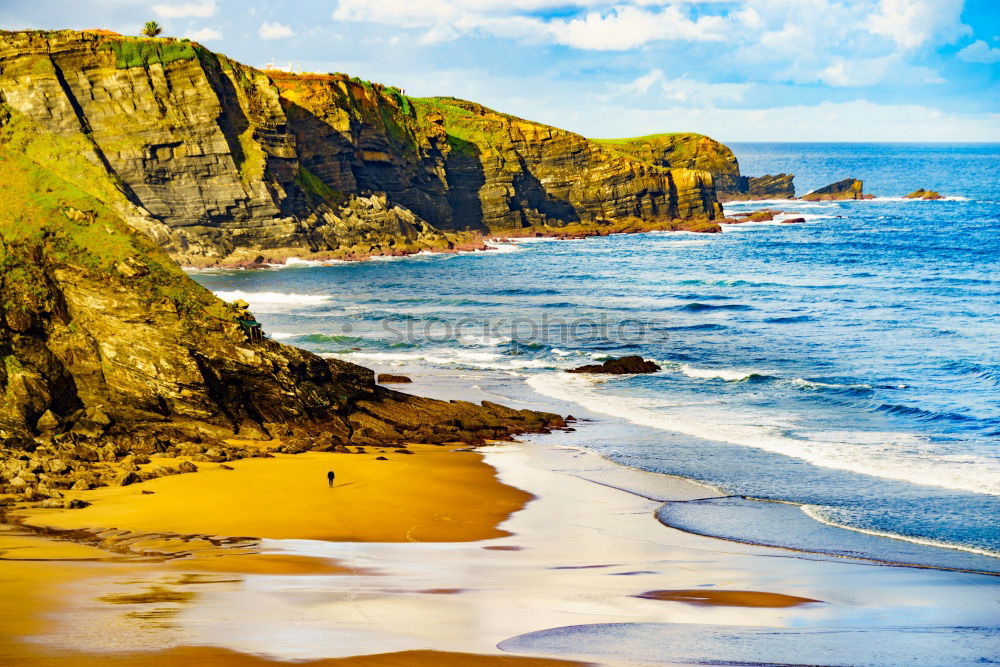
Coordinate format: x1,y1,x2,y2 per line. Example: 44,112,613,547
191,143,1000,572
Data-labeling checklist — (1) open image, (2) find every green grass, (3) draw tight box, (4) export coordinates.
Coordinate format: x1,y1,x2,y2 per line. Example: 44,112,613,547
590,132,698,144
294,166,344,207
100,38,197,69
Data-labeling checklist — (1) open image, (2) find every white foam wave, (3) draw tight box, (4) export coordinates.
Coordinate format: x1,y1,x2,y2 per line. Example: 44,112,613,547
324,349,561,371
677,364,760,382
801,505,1000,559
482,241,522,254
526,373,1000,496
791,378,873,391
214,290,332,306
269,332,296,340
266,257,350,269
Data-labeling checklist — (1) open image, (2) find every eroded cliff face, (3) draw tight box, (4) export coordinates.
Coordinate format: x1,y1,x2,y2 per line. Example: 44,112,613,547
0,145,563,501
0,31,723,266
594,133,795,201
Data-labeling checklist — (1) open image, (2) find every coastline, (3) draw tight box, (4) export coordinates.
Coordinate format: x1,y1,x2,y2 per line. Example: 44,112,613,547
3,434,996,665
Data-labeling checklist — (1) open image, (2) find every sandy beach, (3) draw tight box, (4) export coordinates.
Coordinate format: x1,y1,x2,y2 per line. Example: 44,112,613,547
2,435,997,666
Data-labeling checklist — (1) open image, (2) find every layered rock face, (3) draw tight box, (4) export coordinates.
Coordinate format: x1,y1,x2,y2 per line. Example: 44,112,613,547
0,145,563,500
801,178,872,201
0,31,723,266
594,133,795,201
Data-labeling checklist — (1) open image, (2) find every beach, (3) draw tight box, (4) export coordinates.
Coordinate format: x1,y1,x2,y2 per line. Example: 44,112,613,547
2,426,997,665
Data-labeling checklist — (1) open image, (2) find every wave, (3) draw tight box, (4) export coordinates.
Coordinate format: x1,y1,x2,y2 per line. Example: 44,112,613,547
875,402,977,424
676,364,769,382
525,373,1000,496
663,323,728,332
791,378,873,392
213,290,332,306
765,315,814,323
801,505,1000,559
325,349,562,371
676,302,754,312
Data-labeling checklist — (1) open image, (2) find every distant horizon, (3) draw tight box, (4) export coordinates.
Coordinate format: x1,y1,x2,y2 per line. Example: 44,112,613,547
3,0,998,142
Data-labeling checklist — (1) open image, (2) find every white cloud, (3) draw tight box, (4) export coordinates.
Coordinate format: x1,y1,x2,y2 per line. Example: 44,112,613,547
868,0,970,50
183,27,222,41
332,0,726,49
259,21,295,39
957,39,1000,64
614,69,749,105
153,1,217,19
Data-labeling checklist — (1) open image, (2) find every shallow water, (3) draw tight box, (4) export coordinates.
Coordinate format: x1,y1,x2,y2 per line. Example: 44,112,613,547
192,142,1000,566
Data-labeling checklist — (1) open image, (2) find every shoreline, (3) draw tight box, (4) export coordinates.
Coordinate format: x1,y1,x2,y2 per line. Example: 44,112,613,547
356,363,1000,574
2,432,998,664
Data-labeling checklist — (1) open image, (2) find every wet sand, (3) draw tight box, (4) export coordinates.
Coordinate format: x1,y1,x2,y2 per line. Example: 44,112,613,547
2,442,997,665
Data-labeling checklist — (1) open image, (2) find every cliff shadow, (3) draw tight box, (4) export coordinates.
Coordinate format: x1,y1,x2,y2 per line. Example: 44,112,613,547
510,154,580,225
442,135,487,232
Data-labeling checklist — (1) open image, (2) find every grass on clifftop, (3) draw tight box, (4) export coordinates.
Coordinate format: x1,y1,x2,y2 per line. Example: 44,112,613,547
99,37,198,69
0,145,230,323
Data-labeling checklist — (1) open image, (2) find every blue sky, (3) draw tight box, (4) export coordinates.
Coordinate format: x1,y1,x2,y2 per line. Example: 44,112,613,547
3,0,998,141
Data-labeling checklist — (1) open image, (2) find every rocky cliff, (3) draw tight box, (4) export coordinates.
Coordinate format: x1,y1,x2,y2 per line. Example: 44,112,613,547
593,133,795,201
0,30,724,266
0,143,563,503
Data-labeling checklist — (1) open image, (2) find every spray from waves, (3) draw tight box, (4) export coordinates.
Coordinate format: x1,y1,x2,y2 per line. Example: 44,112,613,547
214,290,332,306
525,372,1000,496
325,349,564,371
675,363,769,382
800,505,1000,559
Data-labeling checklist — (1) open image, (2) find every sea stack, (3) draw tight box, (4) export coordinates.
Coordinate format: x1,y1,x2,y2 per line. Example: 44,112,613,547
801,178,873,201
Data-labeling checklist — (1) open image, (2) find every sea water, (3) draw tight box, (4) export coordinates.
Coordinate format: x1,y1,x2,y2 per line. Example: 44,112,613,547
192,143,1000,569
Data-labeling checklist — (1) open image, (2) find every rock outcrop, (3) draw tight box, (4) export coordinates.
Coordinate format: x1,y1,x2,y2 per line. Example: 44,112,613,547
801,178,873,201
905,189,942,200
0,144,563,503
567,356,661,374
0,30,724,267
593,133,795,201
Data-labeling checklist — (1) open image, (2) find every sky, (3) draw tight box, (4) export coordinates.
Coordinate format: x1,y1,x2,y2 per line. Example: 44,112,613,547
2,0,998,141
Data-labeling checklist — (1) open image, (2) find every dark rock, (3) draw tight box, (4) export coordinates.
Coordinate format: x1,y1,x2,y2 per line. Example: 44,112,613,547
115,471,140,486
375,456,388,461
219,464,234,470
567,356,661,374
781,217,807,224
177,461,198,473
377,374,413,384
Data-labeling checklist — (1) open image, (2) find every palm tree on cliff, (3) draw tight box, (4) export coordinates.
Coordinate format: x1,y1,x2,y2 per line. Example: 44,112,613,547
142,21,163,37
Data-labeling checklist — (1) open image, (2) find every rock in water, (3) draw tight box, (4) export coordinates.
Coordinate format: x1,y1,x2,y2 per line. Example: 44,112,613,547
801,178,873,201
905,189,943,200
377,374,413,384
567,356,662,374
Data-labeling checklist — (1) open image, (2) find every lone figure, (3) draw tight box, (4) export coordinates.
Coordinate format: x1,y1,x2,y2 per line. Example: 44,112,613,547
327,470,336,488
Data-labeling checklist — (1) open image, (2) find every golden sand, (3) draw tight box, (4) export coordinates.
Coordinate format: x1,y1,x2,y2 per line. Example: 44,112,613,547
637,589,823,607
15,445,532,543
0,646,585,666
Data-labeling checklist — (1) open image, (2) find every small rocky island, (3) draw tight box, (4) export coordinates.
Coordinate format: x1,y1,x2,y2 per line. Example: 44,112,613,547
801,178,874,201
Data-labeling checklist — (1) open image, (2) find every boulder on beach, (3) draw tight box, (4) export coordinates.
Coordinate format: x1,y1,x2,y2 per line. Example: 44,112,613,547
801,178,873,201
567,356,661,374
377,373,413,384
905,189,942,200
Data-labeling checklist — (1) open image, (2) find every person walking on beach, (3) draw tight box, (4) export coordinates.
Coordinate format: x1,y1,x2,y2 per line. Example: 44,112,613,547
327,470,335,488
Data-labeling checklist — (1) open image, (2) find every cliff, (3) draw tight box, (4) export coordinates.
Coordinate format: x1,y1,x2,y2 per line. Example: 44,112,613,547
0,30,724,266
0,143,563,503
593,133,795,201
